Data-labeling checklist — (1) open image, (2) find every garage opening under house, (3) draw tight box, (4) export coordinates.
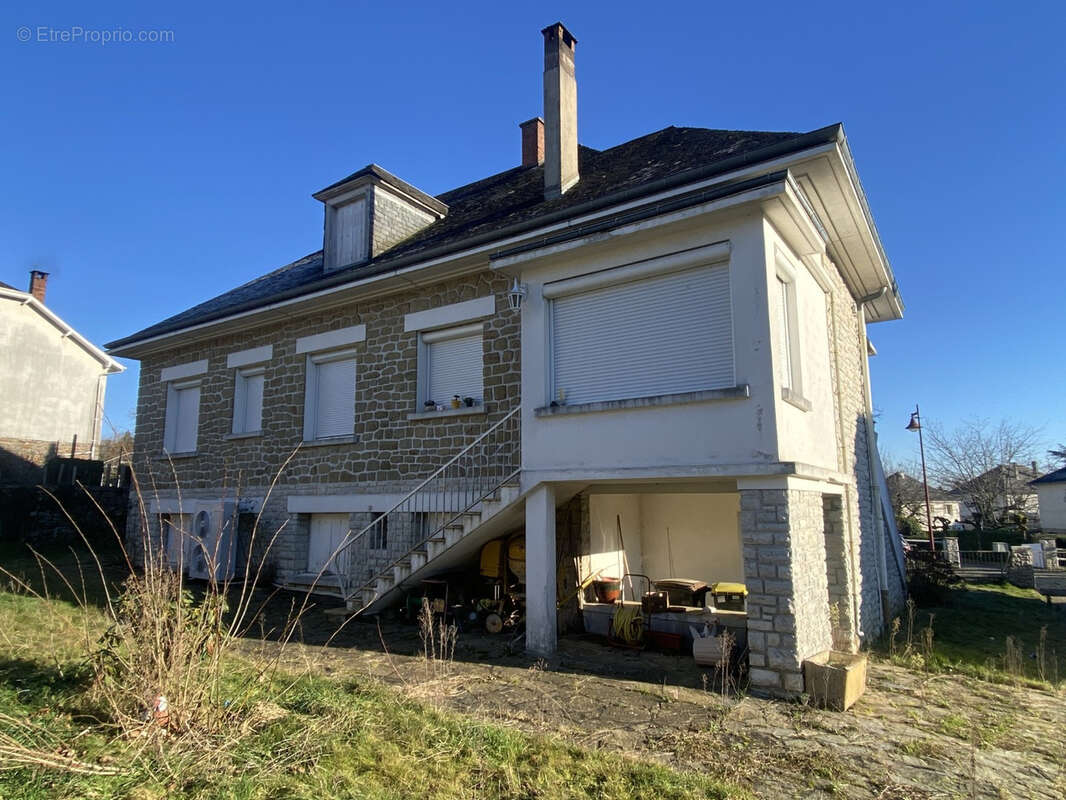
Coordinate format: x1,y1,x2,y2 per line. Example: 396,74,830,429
109,21,906,698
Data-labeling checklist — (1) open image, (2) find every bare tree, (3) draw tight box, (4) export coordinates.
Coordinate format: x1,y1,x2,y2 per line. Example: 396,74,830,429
1049,444,1066,467
924,418,1042,529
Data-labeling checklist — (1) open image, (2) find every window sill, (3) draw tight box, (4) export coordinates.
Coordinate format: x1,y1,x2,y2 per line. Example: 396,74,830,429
781,388,812,412
300,435,359,448
156,451,199,461
224,431,263,441
407,406,486,421
534,385,750,417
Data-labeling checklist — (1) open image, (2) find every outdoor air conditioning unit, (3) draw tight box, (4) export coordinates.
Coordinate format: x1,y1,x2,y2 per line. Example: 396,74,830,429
187,500,238,582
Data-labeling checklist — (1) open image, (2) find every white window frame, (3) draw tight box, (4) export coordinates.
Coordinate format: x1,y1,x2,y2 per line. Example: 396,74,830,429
302,348,358,442
232,366,266,435
163,379,202,454
416,322,485,409
774,254,804,401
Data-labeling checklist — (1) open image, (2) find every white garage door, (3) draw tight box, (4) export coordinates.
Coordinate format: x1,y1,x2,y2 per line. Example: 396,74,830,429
550,264,734,406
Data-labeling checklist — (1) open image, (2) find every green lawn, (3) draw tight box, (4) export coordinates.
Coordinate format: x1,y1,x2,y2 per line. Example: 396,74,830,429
884,582,1066,687
0,547,746,800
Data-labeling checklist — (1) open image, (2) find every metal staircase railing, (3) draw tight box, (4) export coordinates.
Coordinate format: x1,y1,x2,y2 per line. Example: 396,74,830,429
334,405,521,609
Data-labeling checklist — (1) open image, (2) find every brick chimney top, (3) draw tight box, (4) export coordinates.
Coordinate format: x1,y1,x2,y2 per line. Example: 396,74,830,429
28,270,48,303
520,117,544,167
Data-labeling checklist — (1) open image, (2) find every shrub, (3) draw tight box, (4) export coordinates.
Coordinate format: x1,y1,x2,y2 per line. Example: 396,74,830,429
905,549,962,606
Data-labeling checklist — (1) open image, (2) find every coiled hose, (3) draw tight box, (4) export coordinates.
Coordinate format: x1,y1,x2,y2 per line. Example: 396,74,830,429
610,604,644,646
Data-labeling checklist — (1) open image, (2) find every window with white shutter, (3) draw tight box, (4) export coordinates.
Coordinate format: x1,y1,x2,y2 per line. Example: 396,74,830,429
326,198,367,269
232,367,265,434
550,264,734,406
418,323,484,407
164,381,201,453
303,351,357,440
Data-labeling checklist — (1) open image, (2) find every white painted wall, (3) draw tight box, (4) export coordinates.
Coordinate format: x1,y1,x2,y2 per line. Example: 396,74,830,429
765,222,838,470
639,493,743,584
519,210,779,477
0,297,109,445
587,492,742,591
1035,484,1066,533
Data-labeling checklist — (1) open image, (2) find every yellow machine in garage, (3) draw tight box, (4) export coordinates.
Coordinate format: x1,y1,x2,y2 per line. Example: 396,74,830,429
477,534,525,634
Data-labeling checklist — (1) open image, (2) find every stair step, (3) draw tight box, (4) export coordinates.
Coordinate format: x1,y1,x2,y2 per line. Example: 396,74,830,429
393,562,411,583
410,551,427,571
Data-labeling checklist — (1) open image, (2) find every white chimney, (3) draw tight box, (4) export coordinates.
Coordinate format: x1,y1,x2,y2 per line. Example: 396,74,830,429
542,22,578,198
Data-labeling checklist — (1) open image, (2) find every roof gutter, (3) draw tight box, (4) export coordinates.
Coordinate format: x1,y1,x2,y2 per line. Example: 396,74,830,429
106,125,843,353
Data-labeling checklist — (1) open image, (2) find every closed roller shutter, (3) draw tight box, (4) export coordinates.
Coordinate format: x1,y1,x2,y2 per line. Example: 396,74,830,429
170,385,200,452
314,357,356,438
425,330,483,404
551,264,733,406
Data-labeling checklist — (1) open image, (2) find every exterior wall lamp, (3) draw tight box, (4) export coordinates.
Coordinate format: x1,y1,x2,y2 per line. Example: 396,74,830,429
507,277,528,311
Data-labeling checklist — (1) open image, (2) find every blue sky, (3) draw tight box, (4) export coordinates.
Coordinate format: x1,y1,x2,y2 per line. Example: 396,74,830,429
3,1,1064,464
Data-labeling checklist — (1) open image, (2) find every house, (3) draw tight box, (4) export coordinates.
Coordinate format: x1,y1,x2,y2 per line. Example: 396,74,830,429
885,471,961,531
954,462,1041,527
1031,467,1066,535
107,22,906,697
0,271,124,485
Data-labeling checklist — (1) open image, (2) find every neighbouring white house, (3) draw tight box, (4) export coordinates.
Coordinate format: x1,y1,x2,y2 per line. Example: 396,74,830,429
108,22,906,697
1031,467,1066,535
885,471,961,531
0,271,124,485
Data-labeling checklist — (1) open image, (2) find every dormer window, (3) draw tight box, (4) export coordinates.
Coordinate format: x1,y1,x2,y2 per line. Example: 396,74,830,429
325,196,368,270
313,164,448,275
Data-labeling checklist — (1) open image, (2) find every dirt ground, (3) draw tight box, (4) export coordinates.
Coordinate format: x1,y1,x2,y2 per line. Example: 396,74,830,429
236,594,1066,800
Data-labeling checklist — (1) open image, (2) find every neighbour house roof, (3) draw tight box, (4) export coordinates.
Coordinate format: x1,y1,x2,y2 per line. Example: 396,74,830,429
952,463,1043,495
885,471,957,503
1031,466,1066,486
107,124,859,352
0,283,124,373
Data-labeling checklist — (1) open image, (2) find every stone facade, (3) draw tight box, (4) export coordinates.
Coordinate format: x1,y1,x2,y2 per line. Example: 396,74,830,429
741,488,833,696
127,269,521,585
823,258,898,640
370,188,436,258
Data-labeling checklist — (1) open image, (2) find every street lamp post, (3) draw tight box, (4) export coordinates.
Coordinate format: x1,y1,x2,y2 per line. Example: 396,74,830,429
905,405,936,554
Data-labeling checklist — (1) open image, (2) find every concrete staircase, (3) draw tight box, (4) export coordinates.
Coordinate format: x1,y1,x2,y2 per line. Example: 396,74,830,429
353,481,523,615
335,406,522,616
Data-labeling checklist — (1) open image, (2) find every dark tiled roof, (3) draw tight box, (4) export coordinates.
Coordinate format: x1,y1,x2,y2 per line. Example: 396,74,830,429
1031,466,1066,485
0,280,16,291
109,125,825,349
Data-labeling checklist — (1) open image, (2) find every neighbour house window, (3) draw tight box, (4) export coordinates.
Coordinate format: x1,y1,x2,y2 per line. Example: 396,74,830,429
232,367,265,434
303,350,357,440
549,264,734,406
164,380,201,453
419,323,484,409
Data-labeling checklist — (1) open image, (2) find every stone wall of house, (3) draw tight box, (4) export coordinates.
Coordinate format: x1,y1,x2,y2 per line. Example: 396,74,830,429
823,258,896,640
371,189,436,257
125,269,521,583
741,488,833,696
